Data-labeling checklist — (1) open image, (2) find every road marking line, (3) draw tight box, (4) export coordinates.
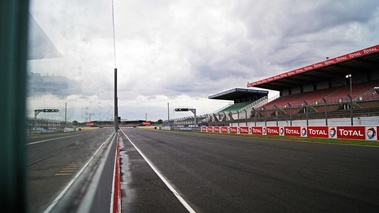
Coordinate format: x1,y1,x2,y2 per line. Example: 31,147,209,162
121,129,196,213
27,135,79,145
43,132,116,213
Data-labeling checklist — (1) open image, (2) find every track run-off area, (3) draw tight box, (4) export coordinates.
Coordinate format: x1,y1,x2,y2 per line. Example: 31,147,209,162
120,127,379,213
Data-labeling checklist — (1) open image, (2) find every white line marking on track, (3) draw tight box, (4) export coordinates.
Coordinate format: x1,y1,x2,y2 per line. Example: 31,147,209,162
27,134,79,145
120,129,196,213
43,133,116,213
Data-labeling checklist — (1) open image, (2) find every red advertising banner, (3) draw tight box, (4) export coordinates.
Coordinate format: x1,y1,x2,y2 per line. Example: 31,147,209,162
266,127,280,136
284,126,301,137
307,126,329,138
251,127,263,135
240,126,249,134
86,122,94,126
336,126,365,140
229,127,238,134
142,121,151,125
202,125,379,142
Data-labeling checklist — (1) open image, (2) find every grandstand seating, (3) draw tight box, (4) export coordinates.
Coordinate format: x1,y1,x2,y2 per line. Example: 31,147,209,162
260,93,308,109
217,101,254,113
259,80,379,110
324,80,379,102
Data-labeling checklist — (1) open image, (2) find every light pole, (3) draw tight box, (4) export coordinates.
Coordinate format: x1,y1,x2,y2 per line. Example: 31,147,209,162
322,98,328,126
304,100,308,127
287,103,292,126
274,105,278,126
262,107,266,127
346,74,353,126
252,108,257,126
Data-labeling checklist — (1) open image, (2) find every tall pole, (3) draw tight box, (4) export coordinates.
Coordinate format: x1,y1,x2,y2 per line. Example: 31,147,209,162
304,100,309,127
287,103,292,126
346,74,353,126
64,102,67,127
167,102,170,127
322,98,328,126
114,68,118,131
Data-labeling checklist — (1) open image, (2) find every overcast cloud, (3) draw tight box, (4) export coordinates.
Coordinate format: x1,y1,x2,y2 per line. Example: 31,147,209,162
27,0,379,122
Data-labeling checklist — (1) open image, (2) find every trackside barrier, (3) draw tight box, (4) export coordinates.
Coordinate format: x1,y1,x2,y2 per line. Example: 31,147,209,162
201,126,379,141
112,132,121,213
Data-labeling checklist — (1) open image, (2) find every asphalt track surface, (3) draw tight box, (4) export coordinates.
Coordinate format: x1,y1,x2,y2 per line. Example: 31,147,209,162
27,128,114,213
120,128,379,213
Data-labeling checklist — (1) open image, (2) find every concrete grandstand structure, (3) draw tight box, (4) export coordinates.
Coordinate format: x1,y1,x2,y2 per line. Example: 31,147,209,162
168,44,379,129
205,44,379,127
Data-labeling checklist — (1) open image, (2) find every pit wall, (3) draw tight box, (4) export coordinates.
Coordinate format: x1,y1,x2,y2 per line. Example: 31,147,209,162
201,126,378,141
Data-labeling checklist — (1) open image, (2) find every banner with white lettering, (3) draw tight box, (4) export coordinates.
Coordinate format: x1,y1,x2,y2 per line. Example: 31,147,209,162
308,126,329,138
337,126,365,140
284,126,301,137
251,127,263,135
229,126,238,134
266,127,280,136
240,126,249,134
201,125,378,141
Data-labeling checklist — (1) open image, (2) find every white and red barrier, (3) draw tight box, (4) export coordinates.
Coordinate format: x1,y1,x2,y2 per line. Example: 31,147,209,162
201,126,378,141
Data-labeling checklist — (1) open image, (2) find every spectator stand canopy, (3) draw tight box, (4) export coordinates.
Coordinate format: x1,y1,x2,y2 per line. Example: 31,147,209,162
208,88,268,102
247,44,379,91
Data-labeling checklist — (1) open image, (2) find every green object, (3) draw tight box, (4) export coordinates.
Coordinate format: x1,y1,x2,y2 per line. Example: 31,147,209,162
0,0,30,212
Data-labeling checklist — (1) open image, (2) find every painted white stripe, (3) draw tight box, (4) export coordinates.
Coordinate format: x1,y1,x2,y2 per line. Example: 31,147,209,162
120,130,196,213
27,134,79,145
43,133,116,213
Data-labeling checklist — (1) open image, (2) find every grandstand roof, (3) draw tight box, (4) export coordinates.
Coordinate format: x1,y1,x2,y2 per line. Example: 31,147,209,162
247,44,379,91
208,88,268,100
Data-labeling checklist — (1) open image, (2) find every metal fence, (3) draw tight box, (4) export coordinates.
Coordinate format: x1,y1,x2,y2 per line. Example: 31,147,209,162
27,117,73,134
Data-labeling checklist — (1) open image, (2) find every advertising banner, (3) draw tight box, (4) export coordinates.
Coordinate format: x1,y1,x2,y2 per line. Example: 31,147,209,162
266,126,280,136
365,126,377,140
229,127,238,134
221,126,229,133
336,126,365,140
201,125,378,142
307,126,329,138
240,127,249,134
85,122,94,126
284,126,301,137
328,127,338,139
251,127,263,135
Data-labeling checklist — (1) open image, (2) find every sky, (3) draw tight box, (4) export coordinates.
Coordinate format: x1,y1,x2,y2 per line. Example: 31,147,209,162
27,0,379,122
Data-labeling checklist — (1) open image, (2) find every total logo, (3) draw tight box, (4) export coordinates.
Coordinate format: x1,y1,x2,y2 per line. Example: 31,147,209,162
279,127,284,136
329,127,337,138
366,127,376,140
301,127,307,137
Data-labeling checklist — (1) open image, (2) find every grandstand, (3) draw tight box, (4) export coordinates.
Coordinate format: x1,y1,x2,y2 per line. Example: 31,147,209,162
205,44,379,127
